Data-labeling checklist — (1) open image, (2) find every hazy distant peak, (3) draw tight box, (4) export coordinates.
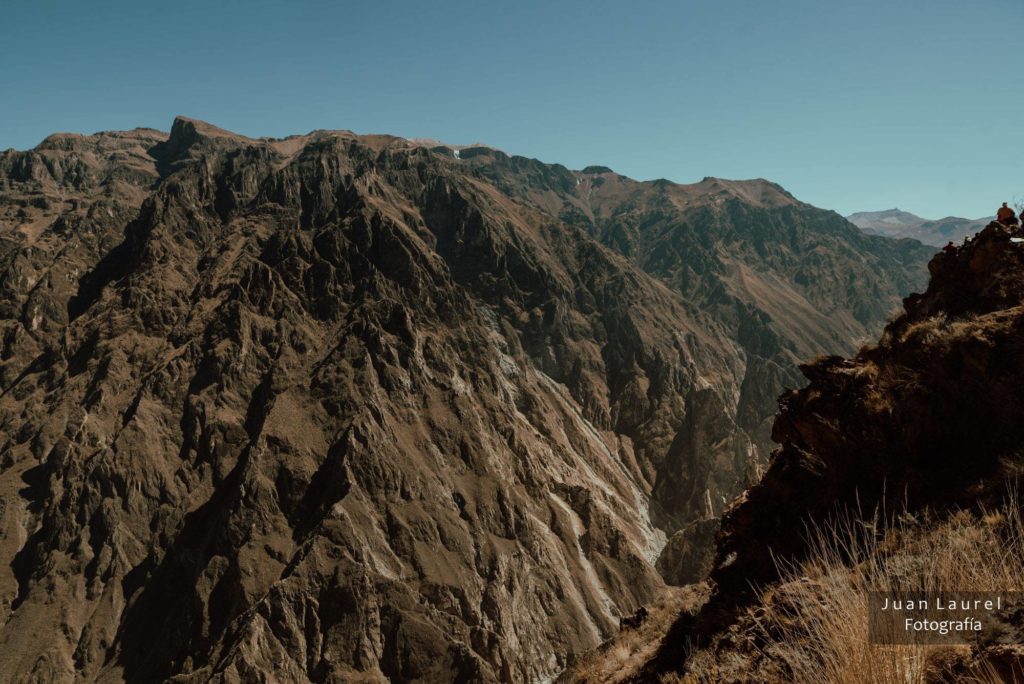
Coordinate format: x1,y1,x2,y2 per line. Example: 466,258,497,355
847,208,924,226
847,208,989,246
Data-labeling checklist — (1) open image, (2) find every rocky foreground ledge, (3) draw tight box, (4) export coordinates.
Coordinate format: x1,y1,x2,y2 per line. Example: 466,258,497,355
630,222,1024,680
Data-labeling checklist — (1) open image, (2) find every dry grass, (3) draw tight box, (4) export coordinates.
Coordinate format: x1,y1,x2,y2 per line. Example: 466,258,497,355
738,497,1024,683
564,496,1024,684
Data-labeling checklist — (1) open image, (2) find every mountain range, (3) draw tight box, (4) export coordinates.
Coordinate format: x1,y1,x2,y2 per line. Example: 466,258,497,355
0,117,931,682
847,208,990,246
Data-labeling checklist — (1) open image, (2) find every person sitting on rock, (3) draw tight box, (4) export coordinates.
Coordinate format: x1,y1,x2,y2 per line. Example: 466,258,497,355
943,241,957,255
1008,208,1022,233
997,202,1017,226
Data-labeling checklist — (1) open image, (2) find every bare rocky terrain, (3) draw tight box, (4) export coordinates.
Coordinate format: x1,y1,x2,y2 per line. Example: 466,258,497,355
0,118,930,682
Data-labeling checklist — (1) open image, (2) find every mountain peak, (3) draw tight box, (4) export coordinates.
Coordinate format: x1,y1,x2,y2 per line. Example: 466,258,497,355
686,176,797,208
167,116,253,147
145,116,260,173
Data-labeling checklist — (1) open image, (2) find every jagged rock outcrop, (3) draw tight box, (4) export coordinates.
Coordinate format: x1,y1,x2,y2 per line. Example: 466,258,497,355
654,518,718,587
636,222,1024,679
0,118,928,682
709,222,1024,620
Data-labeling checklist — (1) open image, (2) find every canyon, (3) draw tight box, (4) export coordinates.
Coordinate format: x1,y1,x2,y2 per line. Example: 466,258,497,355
0,118,930,682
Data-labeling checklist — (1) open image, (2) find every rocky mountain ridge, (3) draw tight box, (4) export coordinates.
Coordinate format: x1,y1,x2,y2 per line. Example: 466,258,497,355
0,117,930,682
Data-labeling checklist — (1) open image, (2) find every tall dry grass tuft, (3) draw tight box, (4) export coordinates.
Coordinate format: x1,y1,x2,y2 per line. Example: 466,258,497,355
750,493,1024,683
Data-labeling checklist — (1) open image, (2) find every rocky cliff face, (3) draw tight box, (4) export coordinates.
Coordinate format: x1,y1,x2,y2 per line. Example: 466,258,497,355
435,152,931,525
0,118,928,682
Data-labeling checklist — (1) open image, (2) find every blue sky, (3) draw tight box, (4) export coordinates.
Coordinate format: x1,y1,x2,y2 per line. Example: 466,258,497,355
2,0,1021,218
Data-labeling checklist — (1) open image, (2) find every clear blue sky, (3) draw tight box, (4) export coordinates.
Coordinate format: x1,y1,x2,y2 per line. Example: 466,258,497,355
2,0,1021,218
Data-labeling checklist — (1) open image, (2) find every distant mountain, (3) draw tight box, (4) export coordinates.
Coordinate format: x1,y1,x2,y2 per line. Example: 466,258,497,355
847,208,990,246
